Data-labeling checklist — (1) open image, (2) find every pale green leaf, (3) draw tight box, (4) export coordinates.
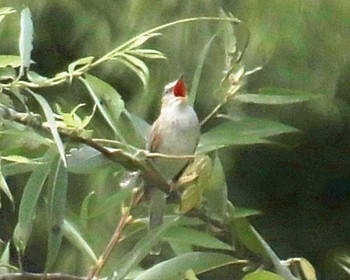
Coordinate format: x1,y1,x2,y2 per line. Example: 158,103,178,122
197,118,299,153
116,218,179,280
0,7,16,24
235,88,322,105
169,241,193,255
82,75,125,140
134,252,244,280
29,91,67,166
67,146,111,174
19,7,34,75
27,71,49,85
2,155,41,165
62,220,98,264
68,56,94,82
46,157,68,270
126,49,166,60
80,192,95,229
242,271,285,280
13,149,56,252
90,187,132,218
202,153,228,223
0,164,13,207
0,67,16,81
117,54,149,86
0,55,22,68
163,227,233,251
0,242,10,274
189,34,217,106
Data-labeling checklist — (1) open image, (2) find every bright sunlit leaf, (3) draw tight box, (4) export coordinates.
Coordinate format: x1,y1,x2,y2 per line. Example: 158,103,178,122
19,7,34,77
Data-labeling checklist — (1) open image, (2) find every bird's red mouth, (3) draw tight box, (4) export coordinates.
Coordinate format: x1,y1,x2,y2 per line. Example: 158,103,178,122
173,77,187,97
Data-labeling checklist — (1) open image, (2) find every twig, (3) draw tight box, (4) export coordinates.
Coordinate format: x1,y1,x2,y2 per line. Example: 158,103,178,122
87,188,144,280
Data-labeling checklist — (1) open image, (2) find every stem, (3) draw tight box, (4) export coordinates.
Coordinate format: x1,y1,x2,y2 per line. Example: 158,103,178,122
87,189,143,280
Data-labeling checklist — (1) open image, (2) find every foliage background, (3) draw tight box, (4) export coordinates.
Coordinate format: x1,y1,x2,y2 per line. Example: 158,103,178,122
0,0,350,279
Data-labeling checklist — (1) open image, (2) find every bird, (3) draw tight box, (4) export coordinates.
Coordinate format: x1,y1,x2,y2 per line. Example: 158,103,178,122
146,76,200,254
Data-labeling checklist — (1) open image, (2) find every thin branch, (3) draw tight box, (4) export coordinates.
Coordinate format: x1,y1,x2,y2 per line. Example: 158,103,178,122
87,188,144,280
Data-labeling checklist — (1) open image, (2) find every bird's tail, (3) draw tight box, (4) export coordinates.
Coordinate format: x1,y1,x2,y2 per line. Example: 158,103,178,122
149,188,166,255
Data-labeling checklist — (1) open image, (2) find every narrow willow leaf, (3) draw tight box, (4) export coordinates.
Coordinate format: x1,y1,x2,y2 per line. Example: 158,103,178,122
0,7,16,24
0,242,10,274
163,227,233,251
0,55,22,68
0,67,16,81
116,218,179,280
82,75,125,140
232,218,267,258
242,271,285,280
189,34,217,106
67,146,111,174
13,149,56,252
27,71,49,85
90,187,132,218
235,88,322,105
134,252,244,280
46,157,68,270
68,56,94,82
19,7,34,76
127,49,166,60
0,163,14,206
202,153,228,223
29,91,67,166
117,54,149,86
197,118,299,153
2,162,39,176
62,219,98,264
169,241,193,255
2,155,40,164
80,192,95,229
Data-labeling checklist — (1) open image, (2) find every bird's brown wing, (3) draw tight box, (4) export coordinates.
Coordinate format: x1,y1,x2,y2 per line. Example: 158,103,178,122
147,120,164,152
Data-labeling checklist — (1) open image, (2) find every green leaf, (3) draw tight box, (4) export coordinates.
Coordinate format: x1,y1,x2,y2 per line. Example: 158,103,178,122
90,187,132,218
29,91,67,166
168,241,193,255
2,155,41,165
0,67,16,81
189,34,217,106
116,218,179,280
82,74,125,140
227,203,262,219
134,252,244,280
19,7,34,76
68,56,94,83
80,192,95,229
235,88,322,105
197,118,299,153
27,71,50,85
232,218,267,258
46,157,68,270
13,149,56,252
0,242,10,274
2,162,39,176
202,153,228,223
0,7,16,24
179,183,202,213
0,55,22,68
67,146,111,174
117,54,149,86
0,162,14,207
127,49,166,60
163,227,233,251
62,219,98,264
242,271,285,280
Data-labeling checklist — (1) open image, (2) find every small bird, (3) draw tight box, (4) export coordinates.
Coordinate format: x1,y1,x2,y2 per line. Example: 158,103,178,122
147,76,200,254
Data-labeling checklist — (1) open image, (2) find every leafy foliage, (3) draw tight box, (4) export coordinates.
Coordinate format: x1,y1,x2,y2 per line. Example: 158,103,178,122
0,2,347,280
